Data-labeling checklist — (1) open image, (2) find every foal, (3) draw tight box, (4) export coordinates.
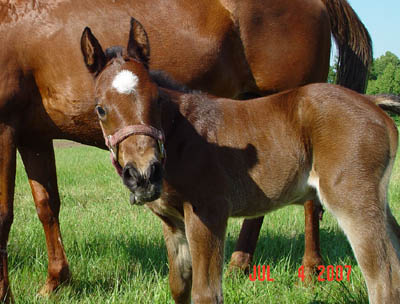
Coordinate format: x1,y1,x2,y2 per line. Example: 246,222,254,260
82,21,400,303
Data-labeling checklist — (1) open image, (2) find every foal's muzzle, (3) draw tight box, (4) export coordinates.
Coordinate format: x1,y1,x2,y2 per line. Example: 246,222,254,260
100,124,166,176
123,160,163,205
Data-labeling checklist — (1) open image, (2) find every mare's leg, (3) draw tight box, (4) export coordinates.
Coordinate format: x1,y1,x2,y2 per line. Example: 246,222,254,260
228,93,265,272
18,141,70,295
302,200,323,279
184,203,227,304
229,201,323,278
229,217,263,271
0,122,17,302
162,219,192,304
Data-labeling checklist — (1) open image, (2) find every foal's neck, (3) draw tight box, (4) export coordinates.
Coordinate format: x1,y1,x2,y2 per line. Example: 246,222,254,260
160,88,222,143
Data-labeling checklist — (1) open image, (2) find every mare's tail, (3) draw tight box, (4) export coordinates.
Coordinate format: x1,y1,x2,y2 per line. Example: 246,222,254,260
322,0,372,93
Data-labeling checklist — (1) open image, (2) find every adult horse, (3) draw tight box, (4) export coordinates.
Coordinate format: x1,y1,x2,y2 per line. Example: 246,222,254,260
0,0,371,301
81,20,400,303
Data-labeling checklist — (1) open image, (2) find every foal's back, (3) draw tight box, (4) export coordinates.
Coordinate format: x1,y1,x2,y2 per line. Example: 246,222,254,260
216,83,396,162
193,83,398,216
162,84,399,304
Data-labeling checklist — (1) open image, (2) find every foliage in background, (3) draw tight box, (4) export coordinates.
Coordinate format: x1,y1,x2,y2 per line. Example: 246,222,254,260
327,64,337,84
367,51,400,95
329,51,400,95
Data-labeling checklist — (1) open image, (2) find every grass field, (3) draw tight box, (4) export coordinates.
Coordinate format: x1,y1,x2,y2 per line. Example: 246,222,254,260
9,141,400,303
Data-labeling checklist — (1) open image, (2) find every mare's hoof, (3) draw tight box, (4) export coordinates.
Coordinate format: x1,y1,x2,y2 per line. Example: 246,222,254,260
227,251,252,275
296,257,324,286
38,268,71,297
0,288,13,304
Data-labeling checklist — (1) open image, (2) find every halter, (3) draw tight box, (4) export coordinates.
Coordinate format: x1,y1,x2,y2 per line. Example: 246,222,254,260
100,124,165,176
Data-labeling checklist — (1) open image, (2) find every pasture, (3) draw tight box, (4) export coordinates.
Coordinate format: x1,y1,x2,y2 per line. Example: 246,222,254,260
10,138,400,303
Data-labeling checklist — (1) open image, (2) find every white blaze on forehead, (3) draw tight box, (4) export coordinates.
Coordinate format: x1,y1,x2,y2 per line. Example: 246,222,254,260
112,70,138,94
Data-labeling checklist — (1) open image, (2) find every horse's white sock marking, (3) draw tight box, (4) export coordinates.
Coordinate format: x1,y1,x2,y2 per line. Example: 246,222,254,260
112,70,138,94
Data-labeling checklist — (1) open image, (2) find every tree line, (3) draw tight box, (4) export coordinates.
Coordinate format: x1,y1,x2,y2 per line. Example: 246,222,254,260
329,51,400,95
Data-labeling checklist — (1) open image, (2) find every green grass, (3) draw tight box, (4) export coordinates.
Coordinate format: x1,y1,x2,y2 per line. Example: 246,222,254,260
9,142,400,303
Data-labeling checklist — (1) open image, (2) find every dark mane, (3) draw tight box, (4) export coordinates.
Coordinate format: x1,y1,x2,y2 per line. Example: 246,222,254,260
104,46,189,93
149,70,190,93
105,46,124,61
104,45,218,138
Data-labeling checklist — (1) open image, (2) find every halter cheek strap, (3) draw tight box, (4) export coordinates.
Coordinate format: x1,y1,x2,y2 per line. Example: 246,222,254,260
100,123,165,176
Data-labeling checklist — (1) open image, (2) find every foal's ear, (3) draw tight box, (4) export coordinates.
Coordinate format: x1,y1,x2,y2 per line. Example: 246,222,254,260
127,17,150,68
81,27,107,76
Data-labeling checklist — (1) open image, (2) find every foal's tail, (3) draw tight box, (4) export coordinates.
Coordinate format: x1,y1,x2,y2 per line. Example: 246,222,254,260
368,94,400,116
322,0,372,93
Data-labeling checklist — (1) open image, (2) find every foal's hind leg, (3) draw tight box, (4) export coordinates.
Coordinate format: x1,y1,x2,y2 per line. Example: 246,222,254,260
18,141,70,296
387,208,400,241
0,122,17,303
320,188,400,303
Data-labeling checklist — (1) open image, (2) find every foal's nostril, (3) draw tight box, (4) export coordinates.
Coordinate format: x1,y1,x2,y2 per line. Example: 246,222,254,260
122,164,141,189
123,162,162,193
148,161,163,183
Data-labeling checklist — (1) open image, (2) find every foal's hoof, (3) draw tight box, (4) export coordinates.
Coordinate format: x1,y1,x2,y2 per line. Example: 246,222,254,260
38,268,71,297
227,251,252,275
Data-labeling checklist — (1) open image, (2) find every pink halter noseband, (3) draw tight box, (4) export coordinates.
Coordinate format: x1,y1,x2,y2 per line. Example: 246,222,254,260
100,124,165,176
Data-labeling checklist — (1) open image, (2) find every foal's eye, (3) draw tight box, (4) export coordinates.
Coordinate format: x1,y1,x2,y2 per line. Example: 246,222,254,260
95,105,106,118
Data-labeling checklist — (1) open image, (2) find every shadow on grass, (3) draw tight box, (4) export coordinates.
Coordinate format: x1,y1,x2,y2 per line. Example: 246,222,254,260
9,218,364,301
224,226,368,303
9,231,169,297
225,227,356,268
68,234,169,296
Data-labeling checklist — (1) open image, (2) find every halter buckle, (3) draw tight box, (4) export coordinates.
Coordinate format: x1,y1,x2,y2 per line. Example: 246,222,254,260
108,135,118,161
158,140,166,161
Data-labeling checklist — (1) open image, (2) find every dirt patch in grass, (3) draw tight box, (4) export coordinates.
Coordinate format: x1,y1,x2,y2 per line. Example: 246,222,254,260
53,140,84,149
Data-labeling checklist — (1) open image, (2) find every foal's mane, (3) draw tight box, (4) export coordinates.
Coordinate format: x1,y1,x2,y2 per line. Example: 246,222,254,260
104,46,221,140
104,46,189,93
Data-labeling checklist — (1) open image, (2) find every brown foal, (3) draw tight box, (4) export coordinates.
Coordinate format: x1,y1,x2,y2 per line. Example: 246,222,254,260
0,0,374,300
82,20,400,304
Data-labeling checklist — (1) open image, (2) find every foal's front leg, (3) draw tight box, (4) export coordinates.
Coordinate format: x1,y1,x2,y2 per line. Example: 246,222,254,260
162,219,192,304
184,203,228,304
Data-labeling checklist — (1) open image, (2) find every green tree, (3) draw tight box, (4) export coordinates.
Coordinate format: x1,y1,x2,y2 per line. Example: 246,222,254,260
367,52,400,95
327,65,336,84
369,51,400,81
377,63,400,93
327,56,338,84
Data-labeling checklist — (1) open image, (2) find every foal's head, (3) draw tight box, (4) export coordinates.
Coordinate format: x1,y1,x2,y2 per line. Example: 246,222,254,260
81,18,164,204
